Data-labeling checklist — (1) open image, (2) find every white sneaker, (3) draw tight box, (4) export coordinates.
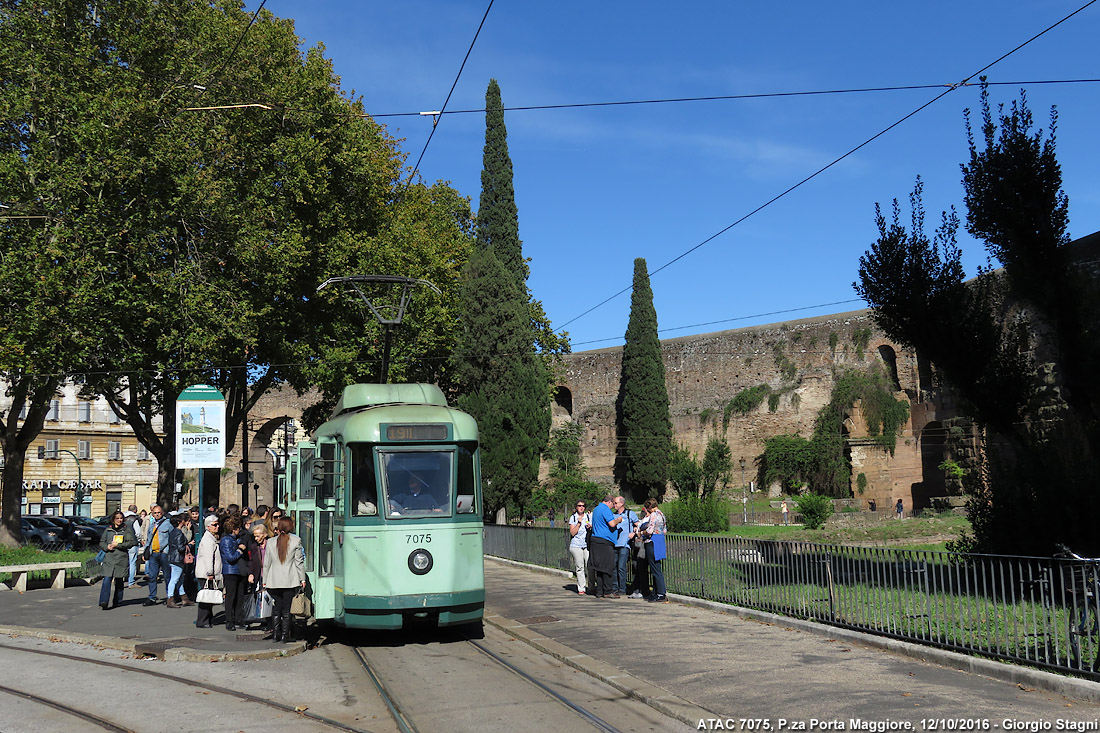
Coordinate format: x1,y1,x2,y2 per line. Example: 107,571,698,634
629,591,643,599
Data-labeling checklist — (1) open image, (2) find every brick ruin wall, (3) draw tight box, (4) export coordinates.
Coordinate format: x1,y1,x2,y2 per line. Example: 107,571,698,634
555,309,959,512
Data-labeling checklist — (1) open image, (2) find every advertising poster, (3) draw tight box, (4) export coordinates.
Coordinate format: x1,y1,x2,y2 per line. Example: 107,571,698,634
176,385,226,469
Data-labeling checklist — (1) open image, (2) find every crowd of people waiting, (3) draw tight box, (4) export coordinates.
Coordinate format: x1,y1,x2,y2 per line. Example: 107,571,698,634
568,496,667,602
96,502,306,643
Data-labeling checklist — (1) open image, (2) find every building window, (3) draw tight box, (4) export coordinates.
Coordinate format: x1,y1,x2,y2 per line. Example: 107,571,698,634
78,440,91,459
39,439,60,459
108,441,121,460
109,406,121,424
137,443,149,460
47,400,60,421
105,490,122,516
27,503,41,515
78,401,92,422
18,403,27,420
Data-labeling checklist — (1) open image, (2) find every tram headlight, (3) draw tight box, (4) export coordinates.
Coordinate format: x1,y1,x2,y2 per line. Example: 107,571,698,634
408,548,433,575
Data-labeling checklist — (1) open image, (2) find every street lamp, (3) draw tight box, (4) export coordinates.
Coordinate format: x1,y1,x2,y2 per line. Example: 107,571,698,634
47,448,83,516
739,457,747,525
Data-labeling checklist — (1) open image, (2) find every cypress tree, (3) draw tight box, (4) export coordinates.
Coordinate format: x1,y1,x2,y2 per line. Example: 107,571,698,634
477,78,525,283
615,258,673,501
452,80,551,519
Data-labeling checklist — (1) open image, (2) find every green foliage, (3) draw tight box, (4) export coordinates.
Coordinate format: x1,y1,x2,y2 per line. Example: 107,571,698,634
668,444,702,498
856,472,868,494
938,459,966,481
454,80,557,520
550,475,606,516
852,327,872,359
0,0,479,519
660,494,730,533
698,407,715,426
615,258,672,501
768,393,781,412
545,422,586,479
858,83,1100,554
828,332,839,353
772,342,798,381
724,384,770,429
454,248,549,519
759,367,908,497
795,493,834,530
700,438,732,499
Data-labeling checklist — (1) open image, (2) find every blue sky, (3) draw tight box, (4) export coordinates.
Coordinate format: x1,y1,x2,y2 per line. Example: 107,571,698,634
251,1,1100,350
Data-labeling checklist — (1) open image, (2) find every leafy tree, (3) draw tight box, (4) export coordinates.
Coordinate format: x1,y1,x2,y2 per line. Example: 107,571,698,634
0,0,474,519
545,422,585,479
615,258,672,501
667,444,701,498
453,247,549,519
700,437,732,499
795,493,834,530
660,494,730,533
856,84,1100,554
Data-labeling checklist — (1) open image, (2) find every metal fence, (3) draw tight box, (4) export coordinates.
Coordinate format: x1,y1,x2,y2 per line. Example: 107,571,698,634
484,525,1100,680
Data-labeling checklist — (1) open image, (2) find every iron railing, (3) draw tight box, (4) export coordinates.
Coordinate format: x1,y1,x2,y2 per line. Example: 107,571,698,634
483,525,1100,680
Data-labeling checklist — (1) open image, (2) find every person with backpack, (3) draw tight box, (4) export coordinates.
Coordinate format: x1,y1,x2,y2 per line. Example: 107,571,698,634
568,501,592,595
123,505,143,588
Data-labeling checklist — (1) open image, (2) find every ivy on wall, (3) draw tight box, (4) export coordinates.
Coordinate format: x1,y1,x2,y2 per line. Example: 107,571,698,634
758,366,909,497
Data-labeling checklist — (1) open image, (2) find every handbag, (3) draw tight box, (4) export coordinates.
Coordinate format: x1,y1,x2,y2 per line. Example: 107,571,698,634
196,578,224,605
290,589,312,617
184,548,195,564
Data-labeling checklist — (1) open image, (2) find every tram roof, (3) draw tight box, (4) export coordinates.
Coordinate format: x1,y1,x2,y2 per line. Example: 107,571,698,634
331,383,448,418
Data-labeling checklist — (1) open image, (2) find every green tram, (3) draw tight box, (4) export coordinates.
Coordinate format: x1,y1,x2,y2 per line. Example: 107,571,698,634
284,383,485,630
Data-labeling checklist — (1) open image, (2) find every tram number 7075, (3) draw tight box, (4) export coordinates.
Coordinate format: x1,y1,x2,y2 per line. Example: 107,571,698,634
406,534,432,544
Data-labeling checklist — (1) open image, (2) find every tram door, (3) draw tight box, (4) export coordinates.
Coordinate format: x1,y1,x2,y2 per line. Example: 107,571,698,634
295,440,338,621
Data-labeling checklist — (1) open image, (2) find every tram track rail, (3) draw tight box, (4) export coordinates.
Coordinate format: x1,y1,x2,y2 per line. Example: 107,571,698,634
0,682,133,732
0,641,376,733
351,633,624,733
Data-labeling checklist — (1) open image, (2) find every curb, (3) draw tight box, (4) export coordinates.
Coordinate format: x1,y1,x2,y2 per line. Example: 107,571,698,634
0,624,305,662
483,610,716,728
485,555,1100,705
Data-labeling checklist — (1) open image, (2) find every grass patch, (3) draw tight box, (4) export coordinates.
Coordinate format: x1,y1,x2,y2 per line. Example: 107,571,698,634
0,545,98,581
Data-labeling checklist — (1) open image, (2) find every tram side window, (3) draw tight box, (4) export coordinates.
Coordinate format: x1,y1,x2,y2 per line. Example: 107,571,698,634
350,444,378,516
298,512,315,573
456,441,477,514
319,511,333,576
300,448,315,500
381,450,453,517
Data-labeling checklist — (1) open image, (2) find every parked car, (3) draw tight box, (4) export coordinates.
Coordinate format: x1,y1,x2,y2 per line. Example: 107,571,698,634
68,516,109,548
20,517,64,549
39,516,103,550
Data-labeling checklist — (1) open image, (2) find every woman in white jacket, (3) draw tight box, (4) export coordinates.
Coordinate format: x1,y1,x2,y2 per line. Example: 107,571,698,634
263,517,306,642
194,515,223,629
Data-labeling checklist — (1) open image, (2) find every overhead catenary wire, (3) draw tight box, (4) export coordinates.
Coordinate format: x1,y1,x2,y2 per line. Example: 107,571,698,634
554,0,1099,334
405,0,495,182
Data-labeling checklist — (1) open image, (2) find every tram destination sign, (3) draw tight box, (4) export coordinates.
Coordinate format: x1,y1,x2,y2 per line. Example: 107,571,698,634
176,384,226,469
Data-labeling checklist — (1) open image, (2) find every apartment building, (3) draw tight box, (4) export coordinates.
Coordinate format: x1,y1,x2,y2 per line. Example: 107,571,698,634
2,383,163,518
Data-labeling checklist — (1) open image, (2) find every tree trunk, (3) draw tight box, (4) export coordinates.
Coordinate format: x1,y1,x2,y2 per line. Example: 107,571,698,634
0,449,28,548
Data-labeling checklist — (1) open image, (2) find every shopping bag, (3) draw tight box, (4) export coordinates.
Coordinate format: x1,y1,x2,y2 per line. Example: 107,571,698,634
243,590,274,621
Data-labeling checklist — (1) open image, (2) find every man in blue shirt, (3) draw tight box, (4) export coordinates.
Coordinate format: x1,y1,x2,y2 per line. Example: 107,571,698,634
589,495,623,598
612,496,640,596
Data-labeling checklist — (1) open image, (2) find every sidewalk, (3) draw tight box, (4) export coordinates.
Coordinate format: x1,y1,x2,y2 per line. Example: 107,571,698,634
483,558,1100,723
0,577,303,661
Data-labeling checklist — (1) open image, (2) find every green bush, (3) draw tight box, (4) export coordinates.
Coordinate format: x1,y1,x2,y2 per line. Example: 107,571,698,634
661,494,730,533
795,493,834,530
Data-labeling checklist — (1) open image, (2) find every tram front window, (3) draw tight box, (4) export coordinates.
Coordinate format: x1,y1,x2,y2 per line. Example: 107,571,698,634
381,451,453,517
